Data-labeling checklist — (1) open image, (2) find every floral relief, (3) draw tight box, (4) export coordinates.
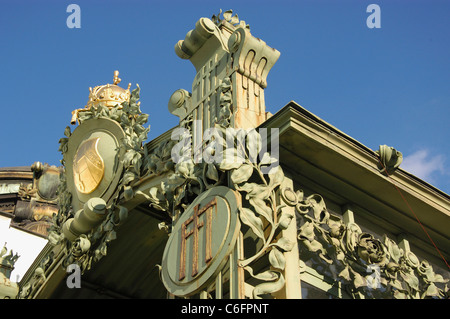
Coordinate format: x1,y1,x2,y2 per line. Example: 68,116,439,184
291,190,449,299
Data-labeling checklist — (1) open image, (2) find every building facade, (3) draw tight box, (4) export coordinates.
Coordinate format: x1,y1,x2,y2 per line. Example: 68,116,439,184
5,10,449,299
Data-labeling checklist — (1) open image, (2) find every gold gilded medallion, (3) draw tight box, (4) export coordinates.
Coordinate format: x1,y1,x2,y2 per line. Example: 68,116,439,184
73,137,105,194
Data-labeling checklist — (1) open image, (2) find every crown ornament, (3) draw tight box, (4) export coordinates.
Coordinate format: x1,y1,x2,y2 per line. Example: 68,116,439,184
87,70,131,108
71,71,131,124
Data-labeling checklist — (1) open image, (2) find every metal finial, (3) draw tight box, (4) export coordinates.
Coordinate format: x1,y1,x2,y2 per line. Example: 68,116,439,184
113,70,121,85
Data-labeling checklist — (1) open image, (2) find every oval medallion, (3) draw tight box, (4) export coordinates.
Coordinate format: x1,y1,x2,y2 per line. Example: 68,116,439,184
161,186,241,297
73,137,105,194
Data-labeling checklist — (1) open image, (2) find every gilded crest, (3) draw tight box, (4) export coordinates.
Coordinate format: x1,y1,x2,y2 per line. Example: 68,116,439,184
73,137,105,194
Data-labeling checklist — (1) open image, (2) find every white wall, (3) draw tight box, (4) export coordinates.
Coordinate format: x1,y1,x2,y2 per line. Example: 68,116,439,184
0,215,47,282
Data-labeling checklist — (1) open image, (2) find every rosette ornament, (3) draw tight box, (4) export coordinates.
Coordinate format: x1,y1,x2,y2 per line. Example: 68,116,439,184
357,233,386,265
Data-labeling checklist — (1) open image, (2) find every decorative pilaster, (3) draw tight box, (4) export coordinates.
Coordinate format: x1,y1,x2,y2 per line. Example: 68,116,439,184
162,10,290,299
227,25,280,129
169,9,280,132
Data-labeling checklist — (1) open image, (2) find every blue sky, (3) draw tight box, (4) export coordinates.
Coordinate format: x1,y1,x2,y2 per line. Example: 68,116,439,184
0,0,449,194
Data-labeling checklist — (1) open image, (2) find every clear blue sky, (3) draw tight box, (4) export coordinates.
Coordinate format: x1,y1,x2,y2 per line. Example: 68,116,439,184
1,0,449,194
